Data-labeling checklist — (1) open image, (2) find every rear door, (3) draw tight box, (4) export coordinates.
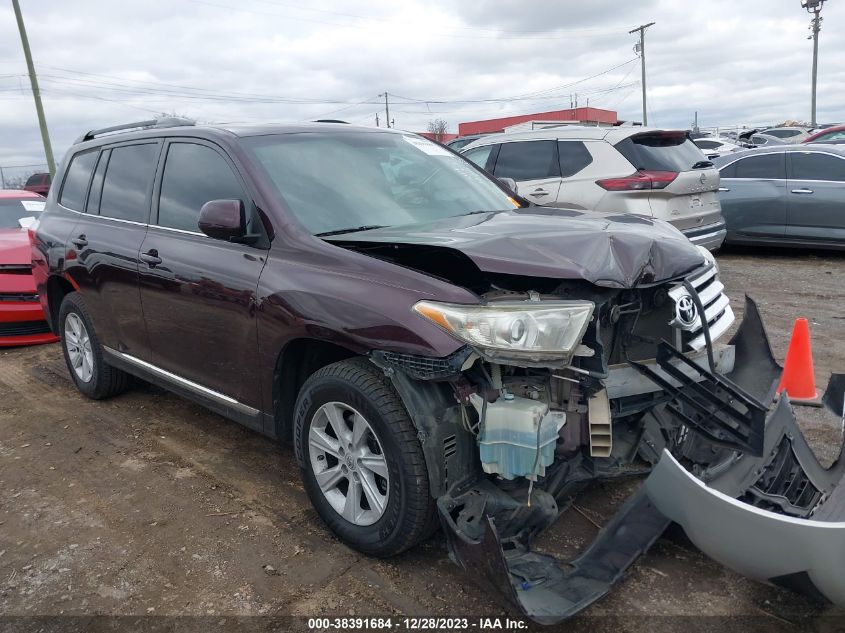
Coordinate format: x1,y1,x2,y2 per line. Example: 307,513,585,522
785,150,845,243
63,141,160,358
614,132,721,231
490,140,562,205
137,139,267,421
718,153,787,240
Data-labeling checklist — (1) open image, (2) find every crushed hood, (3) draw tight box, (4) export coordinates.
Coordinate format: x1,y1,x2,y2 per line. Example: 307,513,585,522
327,208,706,288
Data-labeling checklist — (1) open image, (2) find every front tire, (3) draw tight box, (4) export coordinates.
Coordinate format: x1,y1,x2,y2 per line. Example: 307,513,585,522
294,358,436,557
58,293,130,400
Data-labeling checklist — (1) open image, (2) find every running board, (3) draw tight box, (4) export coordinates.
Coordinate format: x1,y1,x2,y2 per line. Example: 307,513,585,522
628,342,766,457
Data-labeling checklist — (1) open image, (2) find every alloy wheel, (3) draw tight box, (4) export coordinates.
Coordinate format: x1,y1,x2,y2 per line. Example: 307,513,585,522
64,313,94,383
308,401,390,526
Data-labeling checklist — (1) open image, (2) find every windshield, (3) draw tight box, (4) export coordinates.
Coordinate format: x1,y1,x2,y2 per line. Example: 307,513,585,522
0,198,44,229
243,132,516,235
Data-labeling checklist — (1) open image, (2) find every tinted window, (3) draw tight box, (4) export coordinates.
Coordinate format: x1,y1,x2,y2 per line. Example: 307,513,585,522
158,143,247,232
718,161,736,179
750,136,768,145
99,144,158,222
462,145,494,170
615,133,705,172
767,129,801,138
789,152,845,182
25,174,42,186
493,141,559,180
733,153,786,179
695,140,721,150
557,141,593,177
85,150,109,214
59,151,98,211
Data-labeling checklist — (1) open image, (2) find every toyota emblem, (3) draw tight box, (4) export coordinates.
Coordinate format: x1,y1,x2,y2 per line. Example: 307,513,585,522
699,173,707,184
676,295,698,327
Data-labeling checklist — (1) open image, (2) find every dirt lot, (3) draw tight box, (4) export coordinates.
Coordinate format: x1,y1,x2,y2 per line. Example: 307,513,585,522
1,247,844,632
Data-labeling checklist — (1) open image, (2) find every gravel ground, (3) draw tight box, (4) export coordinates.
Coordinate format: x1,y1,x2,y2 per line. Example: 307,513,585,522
1,246,843,632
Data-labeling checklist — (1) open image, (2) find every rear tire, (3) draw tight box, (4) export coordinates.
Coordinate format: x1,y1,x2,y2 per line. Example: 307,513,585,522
294,358,436,557
58,293,131,399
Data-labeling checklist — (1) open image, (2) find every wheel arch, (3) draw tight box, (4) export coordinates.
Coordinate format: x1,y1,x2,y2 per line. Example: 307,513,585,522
272,338,359,441
45,275,76,335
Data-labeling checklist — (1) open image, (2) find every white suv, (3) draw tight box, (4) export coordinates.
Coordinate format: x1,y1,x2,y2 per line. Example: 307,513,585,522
461,127,726,250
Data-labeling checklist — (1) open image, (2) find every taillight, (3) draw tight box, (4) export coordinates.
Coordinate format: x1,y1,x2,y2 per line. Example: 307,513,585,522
596,170,678,191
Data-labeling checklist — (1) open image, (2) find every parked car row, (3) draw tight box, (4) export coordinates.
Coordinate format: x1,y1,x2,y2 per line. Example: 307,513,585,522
24,117,845,622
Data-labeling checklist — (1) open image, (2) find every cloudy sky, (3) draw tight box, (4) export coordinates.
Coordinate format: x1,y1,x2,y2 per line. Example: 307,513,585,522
1,0,843,172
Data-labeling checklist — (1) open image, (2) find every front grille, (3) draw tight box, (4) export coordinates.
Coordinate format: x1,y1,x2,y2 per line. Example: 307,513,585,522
0,264,32,274
372,347,473,380
0,293,38,302
0,320,51,337
669,266,735,351
739,437,822,517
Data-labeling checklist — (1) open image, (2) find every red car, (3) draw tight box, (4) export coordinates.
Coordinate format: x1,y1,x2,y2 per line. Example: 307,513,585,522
803,123,845,143
23,172,51,197
0,190,58,346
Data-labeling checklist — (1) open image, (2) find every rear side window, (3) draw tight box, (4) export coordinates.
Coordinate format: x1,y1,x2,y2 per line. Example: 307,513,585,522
85,150,110,214
732,153,786,179
557,141,593,177
59,151,98,211
615,133,705,172
99,143,159,222
157,143,247,232
25,174,42,186
493,141,559,180
788,152,845,182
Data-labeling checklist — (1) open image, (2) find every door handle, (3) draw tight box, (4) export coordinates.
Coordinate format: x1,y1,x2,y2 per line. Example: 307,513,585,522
71,235,88,248
531,189,549,197
717,187,730,192
139,249,162,267
791,188,814,194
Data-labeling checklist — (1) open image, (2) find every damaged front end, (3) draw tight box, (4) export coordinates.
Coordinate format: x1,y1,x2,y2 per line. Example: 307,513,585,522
371,262,845,624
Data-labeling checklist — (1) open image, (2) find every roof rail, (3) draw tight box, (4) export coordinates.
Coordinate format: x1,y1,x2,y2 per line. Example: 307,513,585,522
75,117,196,143
312,119,349,124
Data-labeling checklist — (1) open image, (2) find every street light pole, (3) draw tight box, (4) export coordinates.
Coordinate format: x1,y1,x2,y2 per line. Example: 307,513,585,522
629,22,655,126
11,0,55,177
802,0,826,128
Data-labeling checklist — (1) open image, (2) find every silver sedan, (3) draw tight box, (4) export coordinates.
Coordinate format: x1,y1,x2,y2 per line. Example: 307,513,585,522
713,144,845,249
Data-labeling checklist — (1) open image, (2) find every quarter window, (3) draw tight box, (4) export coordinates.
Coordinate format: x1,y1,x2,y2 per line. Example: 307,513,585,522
99,143,159,222
462,145,494,170
557,141,593,177
157,143,248,232
59,151,98,212
788,152,845,182
732,153,786,180
493,141,560,181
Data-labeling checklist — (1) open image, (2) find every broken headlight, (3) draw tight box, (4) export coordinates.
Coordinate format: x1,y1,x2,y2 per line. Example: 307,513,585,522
413,300,594,366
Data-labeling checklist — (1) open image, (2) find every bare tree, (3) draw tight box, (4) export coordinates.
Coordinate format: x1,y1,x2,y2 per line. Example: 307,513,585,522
426,119,449,142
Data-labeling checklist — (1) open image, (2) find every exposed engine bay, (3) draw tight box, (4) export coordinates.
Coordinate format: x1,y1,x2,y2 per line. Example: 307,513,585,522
369,262,845,624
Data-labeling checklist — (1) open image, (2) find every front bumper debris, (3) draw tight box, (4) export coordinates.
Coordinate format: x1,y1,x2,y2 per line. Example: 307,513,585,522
437,297,845,624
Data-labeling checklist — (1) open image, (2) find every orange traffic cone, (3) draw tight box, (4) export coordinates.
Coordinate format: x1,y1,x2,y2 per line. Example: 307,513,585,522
777,318,822,406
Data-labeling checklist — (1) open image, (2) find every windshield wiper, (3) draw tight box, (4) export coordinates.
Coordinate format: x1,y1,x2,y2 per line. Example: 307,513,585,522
316,225,387,237
692,160,714,169
460,209,511,217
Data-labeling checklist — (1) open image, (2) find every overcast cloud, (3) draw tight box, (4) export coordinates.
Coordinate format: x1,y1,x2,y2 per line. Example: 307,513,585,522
1,0,843,170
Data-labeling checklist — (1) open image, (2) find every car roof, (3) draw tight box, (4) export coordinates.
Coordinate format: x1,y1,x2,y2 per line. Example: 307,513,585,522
459,125,686,151
712,143,845,166
0,189,44,199
69,121,406,153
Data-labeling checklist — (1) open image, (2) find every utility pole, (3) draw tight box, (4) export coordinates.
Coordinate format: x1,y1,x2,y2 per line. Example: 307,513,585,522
11,0,55,177
379,92,390,129
802,0,826,128
630,22,655,126
375,113,380,127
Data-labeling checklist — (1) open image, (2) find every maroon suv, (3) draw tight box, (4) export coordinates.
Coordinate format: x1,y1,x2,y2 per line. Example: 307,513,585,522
31,118,845,623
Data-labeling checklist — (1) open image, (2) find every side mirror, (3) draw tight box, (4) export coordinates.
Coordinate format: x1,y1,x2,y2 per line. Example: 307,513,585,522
198,199,246,241
498,177,518,194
